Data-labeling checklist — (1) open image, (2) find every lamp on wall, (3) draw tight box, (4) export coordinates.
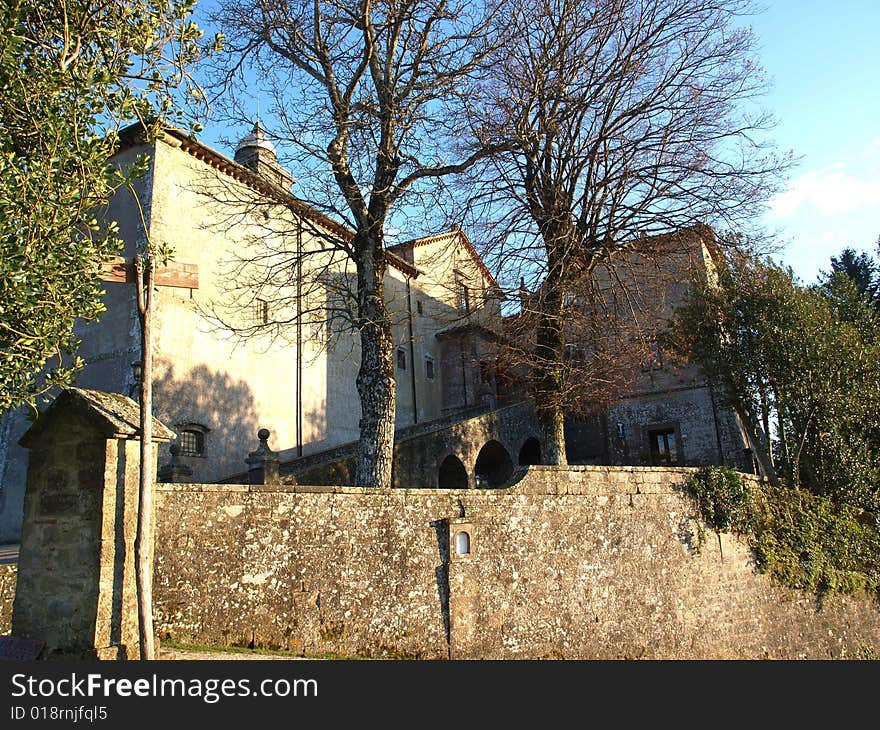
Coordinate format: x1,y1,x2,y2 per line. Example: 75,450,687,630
130,361,142,400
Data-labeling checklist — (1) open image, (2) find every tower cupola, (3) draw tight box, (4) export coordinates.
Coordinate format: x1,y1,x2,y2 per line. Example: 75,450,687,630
234,122,295,191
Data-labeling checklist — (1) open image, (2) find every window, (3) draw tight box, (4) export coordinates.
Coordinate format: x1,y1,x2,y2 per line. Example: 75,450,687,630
454,271,471,314
179,430,203,455
416,299,423,315
310,319,325,343
641,340,664,372
397,347,407,370
253,298,269,325
450,521,475,560
425,355,435,381
177,423,210,457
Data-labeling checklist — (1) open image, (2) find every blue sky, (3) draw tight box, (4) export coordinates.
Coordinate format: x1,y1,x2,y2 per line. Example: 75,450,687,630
750,0,880,282
195,1,879,284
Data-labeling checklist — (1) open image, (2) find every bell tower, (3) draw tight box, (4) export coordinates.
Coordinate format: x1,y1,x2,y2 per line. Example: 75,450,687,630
234,122,296,191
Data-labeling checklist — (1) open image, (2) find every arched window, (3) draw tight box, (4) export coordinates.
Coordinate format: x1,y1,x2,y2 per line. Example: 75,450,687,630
177,423,210,457
455,531,471,555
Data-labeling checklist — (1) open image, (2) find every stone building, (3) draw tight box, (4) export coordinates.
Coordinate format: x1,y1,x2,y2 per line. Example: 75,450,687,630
595,230,752,471
0,123,504,541
512,226,752,471
0,124,749,543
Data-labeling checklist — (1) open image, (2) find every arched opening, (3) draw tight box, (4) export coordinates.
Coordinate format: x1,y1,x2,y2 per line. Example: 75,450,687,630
455,531,471,555
518,437,541,465
474,440,514,488
438,454,469,489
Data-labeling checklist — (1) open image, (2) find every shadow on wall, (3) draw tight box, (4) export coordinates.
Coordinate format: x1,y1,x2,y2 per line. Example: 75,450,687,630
152,361,261,482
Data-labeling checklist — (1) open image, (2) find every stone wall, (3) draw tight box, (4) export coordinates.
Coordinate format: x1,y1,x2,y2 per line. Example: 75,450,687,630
153,466,880,659
9,389,173,659
607,384,751,471
261,400,538,489
0,564,15,635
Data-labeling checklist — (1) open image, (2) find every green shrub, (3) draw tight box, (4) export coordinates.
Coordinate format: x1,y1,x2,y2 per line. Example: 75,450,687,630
685,468,880,597
686,465,751,532
749,484,880,596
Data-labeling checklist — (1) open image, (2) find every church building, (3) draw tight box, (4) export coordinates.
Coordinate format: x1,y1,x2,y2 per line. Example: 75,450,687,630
0,123,751,543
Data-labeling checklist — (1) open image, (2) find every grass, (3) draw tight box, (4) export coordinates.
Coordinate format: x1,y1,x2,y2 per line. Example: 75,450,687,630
160,640,372,660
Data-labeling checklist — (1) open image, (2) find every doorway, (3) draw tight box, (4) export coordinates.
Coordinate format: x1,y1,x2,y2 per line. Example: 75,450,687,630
648,428,677,466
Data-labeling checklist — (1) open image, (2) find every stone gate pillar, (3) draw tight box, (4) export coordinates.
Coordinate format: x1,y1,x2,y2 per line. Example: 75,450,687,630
11,388,174,659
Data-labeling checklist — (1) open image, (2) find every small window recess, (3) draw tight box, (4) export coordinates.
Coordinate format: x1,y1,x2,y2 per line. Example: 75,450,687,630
450,521,475,560
455,531,471,555
454,270,471,314
177,422,210,457
397,347,407,370
425,354,435,381
253,298,269,325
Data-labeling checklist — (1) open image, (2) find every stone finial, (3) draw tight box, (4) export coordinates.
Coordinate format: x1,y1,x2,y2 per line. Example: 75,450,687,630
245,428,280,485
158,442,194,484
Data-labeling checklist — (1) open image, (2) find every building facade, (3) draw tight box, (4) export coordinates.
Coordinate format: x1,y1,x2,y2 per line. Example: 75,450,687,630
0,125,750,543
0,124,504,541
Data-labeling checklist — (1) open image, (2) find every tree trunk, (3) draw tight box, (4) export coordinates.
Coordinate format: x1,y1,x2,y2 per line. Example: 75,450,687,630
773,386,792,484
791,405,819,491
354,237,396,488
532,259,568,465
727,388,781,489
135,257,156,660
535,392,567,465
759,384,774,469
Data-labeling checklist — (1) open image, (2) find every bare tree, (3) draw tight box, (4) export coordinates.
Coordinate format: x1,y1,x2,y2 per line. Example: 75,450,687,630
462,0,792,463
208,0,506,487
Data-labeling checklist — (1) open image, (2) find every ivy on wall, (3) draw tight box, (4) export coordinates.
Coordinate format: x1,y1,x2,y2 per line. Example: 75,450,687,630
686,466,880,596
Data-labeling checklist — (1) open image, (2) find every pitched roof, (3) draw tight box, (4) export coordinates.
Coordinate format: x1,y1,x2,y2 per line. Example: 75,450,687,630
20,388,176,447
387,228,502,293
114,124,419,280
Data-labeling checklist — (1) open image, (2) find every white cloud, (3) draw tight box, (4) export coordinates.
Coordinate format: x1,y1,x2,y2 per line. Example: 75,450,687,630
769,168,880,218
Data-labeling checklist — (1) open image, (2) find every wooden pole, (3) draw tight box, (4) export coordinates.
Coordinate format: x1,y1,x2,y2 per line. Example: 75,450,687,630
134,255,156,660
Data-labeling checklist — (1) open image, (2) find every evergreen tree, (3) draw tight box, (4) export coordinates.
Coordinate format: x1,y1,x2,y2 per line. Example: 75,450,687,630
0,0,216,412
669,250,880,514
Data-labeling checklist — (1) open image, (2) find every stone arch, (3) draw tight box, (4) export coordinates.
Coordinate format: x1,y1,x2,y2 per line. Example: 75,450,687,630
518,436,541,465
474,440,514,488
438,454,469,489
